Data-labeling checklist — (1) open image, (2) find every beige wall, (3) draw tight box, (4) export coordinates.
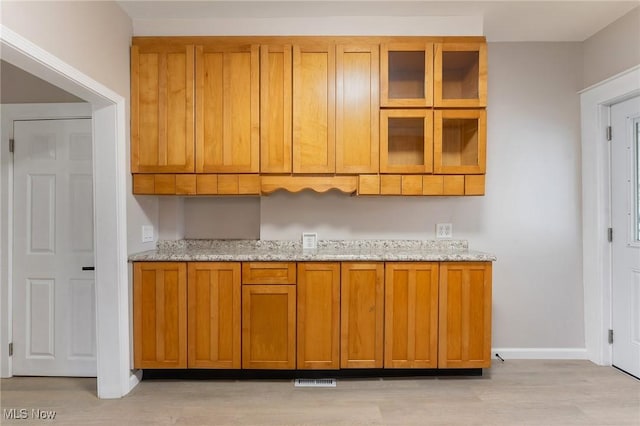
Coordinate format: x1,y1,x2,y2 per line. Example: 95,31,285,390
1,1,131,96
1,61,84,103
1,0,158,254
583,6,640,88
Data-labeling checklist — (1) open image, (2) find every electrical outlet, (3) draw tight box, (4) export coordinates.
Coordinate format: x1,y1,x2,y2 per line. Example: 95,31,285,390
302,232,318,250
142,225,154,243
436,223,453,239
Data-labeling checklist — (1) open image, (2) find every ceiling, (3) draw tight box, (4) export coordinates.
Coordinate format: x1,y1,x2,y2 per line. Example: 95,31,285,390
117,0,640,41
1,60,85,104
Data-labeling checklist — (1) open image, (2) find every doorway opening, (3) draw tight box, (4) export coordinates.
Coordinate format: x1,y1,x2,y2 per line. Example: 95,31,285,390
1,27,136,397
609,95,640,378
580,65,640,367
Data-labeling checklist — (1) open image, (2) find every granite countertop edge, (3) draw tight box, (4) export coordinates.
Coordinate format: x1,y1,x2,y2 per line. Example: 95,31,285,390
128,239,497,262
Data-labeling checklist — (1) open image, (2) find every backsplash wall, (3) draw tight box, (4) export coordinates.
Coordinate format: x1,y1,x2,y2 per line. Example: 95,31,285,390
158,42,585,351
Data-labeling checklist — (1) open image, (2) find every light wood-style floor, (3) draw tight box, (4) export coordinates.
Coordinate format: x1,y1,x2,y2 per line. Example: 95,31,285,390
1,360,638,425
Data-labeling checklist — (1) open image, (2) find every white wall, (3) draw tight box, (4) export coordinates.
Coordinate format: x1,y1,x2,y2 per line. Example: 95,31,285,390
583,6,640,88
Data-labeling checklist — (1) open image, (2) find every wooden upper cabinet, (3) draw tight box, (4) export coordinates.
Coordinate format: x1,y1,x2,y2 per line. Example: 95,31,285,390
439,262,492,368
297,263,340,370
434,42,487,108
380,109,433,174
340,262,384,368
336,44,380,174
293,44,336,174
133,262,187,369
131,44,195,173
260,45,292,174
381,43,434,107
385,263,439,368
434,109,486,174
196,44,259,173
187,262,241,369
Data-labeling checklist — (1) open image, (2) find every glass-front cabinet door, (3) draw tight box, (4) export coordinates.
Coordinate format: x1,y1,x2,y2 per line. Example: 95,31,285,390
380,109,433,174
381,43,433,107
434,109,486,174
434,42,487,108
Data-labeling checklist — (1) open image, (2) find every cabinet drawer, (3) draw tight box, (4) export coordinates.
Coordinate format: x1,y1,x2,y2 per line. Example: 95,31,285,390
242,262,296,284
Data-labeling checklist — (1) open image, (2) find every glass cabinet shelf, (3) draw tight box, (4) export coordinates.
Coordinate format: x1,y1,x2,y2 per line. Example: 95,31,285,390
434,109,486,174
381,43,433,107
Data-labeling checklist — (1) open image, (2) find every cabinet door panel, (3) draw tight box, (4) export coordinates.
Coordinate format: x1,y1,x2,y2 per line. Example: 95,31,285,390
434,42,487,108
380,43,433,107
242,285,296,369
380,109,433,174
297,263,340,369
261,45,292,173
336,45,379,174
133,262,187,368
196,45,259,173
293,45,336,173
439,262,492,368
434,109,486,175
131,45,194,173
385,263,438,368
340,262,384,368
187,263,241,369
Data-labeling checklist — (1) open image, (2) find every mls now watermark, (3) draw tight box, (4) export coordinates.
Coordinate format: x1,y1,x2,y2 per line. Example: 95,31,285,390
3,408,57,420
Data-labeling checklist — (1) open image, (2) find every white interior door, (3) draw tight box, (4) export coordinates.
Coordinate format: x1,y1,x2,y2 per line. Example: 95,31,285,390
12,118,96,377
611,95,640,378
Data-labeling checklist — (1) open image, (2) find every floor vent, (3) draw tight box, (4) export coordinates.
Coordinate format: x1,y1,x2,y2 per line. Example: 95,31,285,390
294,378,336,388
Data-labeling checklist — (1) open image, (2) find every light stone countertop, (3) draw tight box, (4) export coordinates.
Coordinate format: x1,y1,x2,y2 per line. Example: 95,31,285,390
128,239,497,262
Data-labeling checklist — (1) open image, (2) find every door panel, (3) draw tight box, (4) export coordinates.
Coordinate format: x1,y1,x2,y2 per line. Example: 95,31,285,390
336,45,379,174
260,45,292,173
196,44,259,173
293,44,336,173
438,262,492,368
611,95,640,378
133,262,187,369
385,263,439,368
187,263,241,368
131,44,195,172
340,262,384,368
242,285,296,369
13,118,96,376
297,263,340,369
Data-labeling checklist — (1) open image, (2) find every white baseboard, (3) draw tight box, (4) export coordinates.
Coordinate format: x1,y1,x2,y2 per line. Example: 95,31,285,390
492,348,588,360
128,370,142,394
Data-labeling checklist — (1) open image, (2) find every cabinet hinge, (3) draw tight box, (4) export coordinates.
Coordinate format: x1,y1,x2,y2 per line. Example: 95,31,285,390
8,342,13,356
608,329,614,344
9,138,14,153
606,126,612,141
608,227,613,242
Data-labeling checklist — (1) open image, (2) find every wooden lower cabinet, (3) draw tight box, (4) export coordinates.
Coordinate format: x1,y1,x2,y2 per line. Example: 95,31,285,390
384,263,439,368
438,262,492,368
242,284,296,369
187,263,241,368
340,262,384,368
297,263,340,369
133,260,492,371
133,262,187,369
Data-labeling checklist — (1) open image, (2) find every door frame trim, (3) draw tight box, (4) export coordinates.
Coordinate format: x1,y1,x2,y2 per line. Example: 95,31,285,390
580,64,640,366
0,25,139,398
